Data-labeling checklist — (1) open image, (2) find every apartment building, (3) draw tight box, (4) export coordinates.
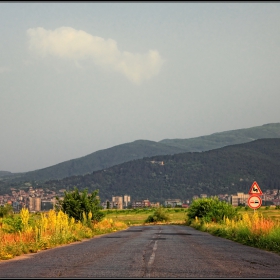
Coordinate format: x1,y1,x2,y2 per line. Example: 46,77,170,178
28,197,41,212
228,192,250,206
112,196,123,209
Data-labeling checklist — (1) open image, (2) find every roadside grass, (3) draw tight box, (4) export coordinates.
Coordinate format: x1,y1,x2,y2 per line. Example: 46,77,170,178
187,205,280,255
0,209,127,261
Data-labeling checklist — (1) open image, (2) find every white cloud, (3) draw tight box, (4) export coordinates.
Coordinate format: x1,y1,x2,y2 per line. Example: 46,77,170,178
27,27,164,84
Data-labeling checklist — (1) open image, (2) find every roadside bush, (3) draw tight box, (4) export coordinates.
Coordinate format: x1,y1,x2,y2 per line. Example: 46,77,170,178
1,216,23,233
145,207,170,223
187,197,239,224
0,203,13,218
55,187,104,223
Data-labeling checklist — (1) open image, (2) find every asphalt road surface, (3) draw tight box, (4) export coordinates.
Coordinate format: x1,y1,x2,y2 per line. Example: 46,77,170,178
1,225,280,278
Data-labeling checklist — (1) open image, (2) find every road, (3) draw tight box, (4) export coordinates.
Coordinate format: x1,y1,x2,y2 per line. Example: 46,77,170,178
1,225,280,278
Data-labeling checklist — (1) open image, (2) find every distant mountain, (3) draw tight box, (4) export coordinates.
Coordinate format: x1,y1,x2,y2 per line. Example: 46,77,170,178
42,138,280,203
0,171,11,177
159,123,280,151
2,122,280,183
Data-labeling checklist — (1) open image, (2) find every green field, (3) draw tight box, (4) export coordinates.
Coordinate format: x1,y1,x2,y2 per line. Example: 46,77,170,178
103,206,280,225
103,208,188,225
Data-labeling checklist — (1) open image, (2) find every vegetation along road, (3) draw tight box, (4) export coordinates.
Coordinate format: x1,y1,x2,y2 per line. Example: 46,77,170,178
1,224,280,278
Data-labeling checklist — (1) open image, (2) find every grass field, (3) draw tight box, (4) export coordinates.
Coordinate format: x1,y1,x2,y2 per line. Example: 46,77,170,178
103,208,188,225
103,206,280,225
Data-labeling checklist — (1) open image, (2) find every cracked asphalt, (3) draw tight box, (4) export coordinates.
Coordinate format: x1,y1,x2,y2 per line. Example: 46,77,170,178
1,225,280,278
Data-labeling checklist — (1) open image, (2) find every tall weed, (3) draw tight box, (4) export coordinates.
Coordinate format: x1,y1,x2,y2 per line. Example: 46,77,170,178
0,208,127,260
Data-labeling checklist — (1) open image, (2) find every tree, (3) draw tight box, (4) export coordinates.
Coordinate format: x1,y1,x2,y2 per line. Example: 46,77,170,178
55,187,104,223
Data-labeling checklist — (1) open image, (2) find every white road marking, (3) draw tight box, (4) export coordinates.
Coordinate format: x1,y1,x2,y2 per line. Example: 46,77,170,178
147,230,161,277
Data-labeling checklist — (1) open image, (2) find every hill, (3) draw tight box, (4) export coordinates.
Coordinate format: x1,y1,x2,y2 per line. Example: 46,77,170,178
42,138,280,203
0,171,11,176
1,122,280,183
159,122,280,151
2,140,187,182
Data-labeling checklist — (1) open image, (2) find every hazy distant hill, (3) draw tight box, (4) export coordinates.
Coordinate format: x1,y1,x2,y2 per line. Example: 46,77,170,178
159,123,280,151
0,171,11,176
2,140,187,182
1,122,280,183
43,138,280,202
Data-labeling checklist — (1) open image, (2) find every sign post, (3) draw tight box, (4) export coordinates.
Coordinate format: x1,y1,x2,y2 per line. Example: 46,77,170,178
248,181,262,211
247,195,262,210
248,181,263,196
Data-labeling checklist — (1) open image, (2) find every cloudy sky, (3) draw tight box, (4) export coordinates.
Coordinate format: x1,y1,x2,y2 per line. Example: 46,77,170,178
1,2,280,173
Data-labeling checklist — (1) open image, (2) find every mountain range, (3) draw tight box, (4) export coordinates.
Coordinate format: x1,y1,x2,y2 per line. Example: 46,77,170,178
1,122,280,183
1,123,280,202
43,138,280,203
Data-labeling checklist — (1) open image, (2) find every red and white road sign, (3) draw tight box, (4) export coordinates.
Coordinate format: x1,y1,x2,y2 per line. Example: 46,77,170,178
247,195,262,209
248,181,263,195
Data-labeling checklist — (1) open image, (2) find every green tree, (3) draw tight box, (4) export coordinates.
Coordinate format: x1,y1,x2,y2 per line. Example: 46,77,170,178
187,197,239,224
55,187,104,223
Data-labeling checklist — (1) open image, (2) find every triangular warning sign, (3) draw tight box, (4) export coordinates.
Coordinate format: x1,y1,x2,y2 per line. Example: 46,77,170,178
248,181,263,195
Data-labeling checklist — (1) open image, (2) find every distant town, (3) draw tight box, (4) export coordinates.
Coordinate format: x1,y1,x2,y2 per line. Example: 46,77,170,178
1,182,280,213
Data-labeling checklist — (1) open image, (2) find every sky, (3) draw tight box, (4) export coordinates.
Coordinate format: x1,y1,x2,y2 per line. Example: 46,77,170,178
1,2,280,173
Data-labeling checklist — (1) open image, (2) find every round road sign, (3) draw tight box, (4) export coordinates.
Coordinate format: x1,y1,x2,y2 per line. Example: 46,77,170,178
247,195,262,209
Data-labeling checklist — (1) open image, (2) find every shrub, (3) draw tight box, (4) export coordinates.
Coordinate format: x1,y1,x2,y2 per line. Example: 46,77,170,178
0,204,13,218
145,207,170,223
55,187,105,223
2,216,23,233
187,197,239,224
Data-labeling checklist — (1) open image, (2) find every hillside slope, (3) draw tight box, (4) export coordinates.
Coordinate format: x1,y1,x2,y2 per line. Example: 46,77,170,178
159,123,280,151
10,140,187,182
1,122,280,183
43,138,280,202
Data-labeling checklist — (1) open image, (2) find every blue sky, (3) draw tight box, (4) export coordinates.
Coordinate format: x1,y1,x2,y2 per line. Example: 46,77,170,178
1,2,280,172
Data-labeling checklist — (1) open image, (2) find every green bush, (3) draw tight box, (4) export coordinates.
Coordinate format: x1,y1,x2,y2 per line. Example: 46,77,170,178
0,203,13,218
2,216,23,233
55,187,104,223
187,197,239,224
145,207,170,223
